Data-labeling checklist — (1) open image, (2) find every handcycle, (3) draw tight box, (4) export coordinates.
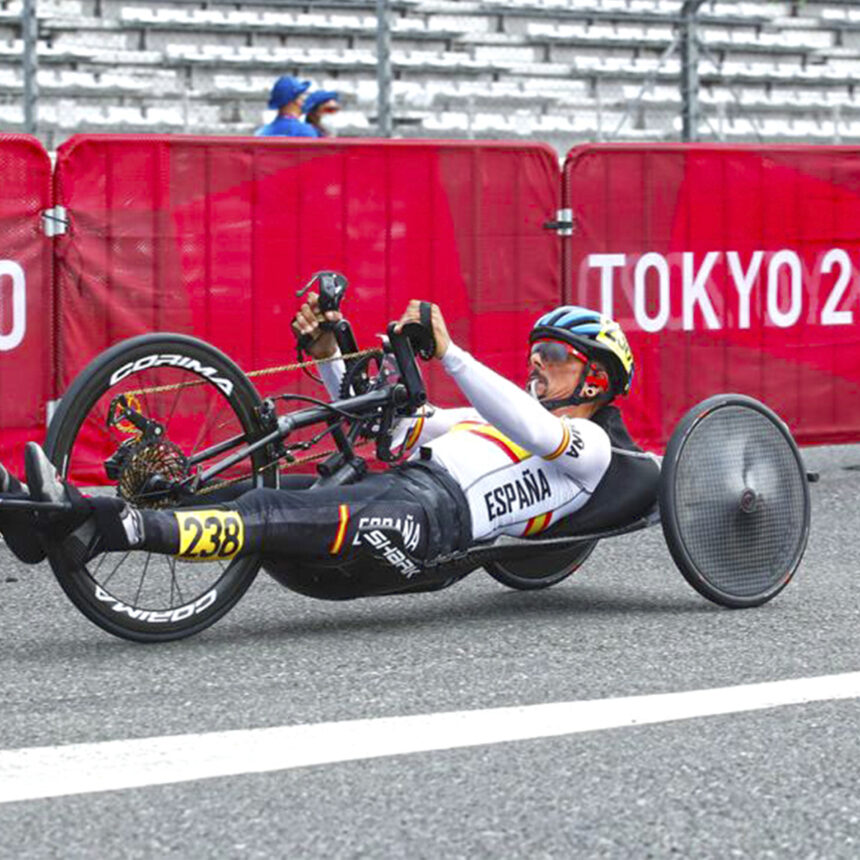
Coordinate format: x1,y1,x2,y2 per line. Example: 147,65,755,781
4,273,813,642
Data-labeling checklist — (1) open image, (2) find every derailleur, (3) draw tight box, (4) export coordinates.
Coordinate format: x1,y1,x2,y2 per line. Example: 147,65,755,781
104,394,192,507
105,394,168,479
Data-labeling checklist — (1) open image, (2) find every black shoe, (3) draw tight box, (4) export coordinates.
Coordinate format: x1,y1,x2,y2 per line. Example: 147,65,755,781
24,443,70,508
24,443,137,565
0,458,45,564
24,443,99,566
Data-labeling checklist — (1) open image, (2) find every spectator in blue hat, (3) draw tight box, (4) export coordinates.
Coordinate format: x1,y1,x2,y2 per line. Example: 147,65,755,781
303,90,340,138
255,75,317,138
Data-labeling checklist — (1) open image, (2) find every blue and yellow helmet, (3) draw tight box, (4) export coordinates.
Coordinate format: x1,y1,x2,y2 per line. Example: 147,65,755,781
530,305,634,397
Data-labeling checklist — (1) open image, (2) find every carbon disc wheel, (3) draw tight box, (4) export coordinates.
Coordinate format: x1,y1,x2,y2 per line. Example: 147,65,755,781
486,540,597,590
660,394,810,608
44,333,277,642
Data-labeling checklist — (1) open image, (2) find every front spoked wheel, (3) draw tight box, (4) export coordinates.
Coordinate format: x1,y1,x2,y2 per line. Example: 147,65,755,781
45,333,277,642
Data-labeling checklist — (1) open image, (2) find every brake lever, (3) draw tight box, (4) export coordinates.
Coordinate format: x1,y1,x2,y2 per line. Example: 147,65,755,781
297,270,348,312
295,270,350,354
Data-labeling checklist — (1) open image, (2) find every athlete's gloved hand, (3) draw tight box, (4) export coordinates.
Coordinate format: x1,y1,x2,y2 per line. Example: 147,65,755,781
291,291,343,359
395,300,451,360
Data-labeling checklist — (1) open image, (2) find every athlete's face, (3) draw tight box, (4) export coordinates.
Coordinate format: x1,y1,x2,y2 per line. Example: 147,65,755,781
527,340,608,403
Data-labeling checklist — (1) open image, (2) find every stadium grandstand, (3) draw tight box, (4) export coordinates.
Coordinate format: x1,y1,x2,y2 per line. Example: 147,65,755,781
3,0,860,153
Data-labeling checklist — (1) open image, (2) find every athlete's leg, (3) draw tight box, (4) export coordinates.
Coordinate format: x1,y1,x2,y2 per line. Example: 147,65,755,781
129,476,432,567
6,445,434,580
6,445,469,605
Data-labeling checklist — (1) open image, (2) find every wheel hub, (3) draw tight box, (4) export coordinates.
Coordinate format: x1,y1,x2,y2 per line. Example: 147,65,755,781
739,488,759,514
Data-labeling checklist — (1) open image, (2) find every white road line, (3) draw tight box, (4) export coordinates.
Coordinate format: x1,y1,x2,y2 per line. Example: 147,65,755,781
2,671,860,804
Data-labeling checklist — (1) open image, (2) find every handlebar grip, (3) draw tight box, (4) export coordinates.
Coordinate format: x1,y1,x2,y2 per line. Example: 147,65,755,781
297,318,355,356
295,272,351,356
401,301,436,361
297,331,315,352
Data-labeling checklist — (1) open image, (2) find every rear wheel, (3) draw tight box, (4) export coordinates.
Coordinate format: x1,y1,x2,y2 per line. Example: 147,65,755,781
44,333,277,642
485,540,597,590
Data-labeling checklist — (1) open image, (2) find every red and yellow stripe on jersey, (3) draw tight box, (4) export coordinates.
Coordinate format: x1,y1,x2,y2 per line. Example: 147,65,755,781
450,420,571,464
450,421,531,463
404,414,425,451
543,420,571,461
523,511,552,537
329,504,350,554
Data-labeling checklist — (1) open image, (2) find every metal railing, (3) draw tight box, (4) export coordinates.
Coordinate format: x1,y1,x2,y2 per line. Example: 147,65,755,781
15,0,842,148
22,0,38,135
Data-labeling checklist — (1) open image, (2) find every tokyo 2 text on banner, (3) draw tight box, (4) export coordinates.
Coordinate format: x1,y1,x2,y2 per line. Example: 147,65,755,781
0,135,53,462
565,144,860,449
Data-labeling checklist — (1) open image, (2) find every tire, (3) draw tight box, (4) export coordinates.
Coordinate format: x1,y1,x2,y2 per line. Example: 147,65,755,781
659,394,810,609
485,540,597,590
44,333,277,642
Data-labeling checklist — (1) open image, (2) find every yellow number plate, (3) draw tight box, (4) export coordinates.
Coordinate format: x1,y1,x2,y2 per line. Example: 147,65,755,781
175,510,245,562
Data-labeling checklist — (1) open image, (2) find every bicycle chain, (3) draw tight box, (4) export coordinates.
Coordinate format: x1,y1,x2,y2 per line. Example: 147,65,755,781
122,347,384,397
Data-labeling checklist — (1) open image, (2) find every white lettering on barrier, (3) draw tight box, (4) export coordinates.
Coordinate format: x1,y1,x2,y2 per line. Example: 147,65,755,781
634,252,670,333
682,251,720,331
0,259,25,351
767,250,802,329
588,253,626,319
820,248,854,326
726,250,763,330
584,249,857,330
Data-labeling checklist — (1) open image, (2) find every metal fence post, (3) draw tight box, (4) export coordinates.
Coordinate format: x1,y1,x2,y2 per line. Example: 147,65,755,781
376,0,393,137
22,0,38,136
680,0,705,142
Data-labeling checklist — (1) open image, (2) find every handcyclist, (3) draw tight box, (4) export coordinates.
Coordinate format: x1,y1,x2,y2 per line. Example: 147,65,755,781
0,299,659,598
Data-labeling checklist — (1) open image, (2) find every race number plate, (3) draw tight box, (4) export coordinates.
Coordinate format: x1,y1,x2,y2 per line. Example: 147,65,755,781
175,510,245,562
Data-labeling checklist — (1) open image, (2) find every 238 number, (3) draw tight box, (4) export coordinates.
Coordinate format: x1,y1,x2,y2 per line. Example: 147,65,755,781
176,510,244,561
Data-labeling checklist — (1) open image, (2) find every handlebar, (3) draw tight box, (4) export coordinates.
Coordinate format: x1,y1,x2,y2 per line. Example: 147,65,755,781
294,271,436,371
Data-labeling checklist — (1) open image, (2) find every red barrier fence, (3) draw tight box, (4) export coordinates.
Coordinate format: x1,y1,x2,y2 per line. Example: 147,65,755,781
0,135,53,463
2,136,860,462
565,144,860,449
53,136,560,411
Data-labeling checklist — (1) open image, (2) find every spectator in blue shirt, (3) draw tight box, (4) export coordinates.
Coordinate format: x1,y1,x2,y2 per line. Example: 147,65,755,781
303,90,340,138
256,76,317,138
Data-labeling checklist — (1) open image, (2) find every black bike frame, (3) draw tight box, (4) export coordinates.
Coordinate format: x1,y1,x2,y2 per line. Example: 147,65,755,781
190,323,426,488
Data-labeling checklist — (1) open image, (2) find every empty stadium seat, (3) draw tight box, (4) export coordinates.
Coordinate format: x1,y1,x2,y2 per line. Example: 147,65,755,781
9,0,860,151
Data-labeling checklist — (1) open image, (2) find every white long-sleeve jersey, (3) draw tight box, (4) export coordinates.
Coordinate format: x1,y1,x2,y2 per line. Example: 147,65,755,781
318,343,611,542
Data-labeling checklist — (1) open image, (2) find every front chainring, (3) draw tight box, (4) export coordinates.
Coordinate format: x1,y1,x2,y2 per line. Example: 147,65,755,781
338,353,394,440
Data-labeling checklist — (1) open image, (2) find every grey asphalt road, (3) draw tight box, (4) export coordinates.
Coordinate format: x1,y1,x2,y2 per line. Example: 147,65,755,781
0,443,859,858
